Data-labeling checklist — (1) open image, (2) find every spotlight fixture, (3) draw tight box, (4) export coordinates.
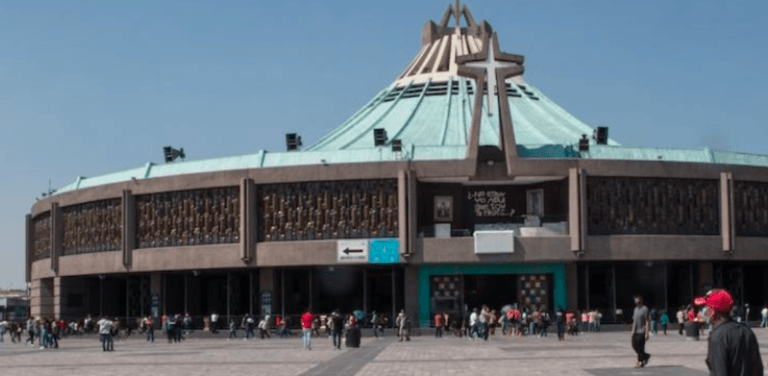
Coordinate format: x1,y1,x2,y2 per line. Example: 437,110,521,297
594,126,609,145
285,133,302,152
578,134,589,152
391,139,402,152
163,146,186,163
373,128,388,146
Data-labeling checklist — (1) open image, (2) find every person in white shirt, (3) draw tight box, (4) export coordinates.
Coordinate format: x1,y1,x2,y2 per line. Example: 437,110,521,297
0,320,8,345
761,305,768,328
97,317,114,352
469,308,479,340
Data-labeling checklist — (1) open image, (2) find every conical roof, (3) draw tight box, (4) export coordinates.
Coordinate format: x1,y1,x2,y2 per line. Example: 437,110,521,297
307,2,619,157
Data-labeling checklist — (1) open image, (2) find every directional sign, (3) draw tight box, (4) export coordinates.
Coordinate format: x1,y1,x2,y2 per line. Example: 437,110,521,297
338,239,369,263
369,239,400,264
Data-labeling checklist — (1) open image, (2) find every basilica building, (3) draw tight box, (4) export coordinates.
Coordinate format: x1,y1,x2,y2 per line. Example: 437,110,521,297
27,3,768,327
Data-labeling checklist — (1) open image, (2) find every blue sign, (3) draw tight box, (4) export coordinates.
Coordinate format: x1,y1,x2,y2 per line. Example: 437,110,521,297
369,239,400,264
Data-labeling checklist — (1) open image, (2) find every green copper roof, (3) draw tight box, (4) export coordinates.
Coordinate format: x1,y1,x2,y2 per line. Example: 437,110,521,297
50,5,768,196
307,77,620,152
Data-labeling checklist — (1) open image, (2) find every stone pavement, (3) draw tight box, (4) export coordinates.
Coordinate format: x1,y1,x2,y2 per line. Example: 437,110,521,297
1,329,767,376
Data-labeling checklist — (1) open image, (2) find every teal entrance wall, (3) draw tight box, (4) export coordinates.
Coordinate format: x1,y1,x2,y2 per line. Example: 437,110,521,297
417,263,567,327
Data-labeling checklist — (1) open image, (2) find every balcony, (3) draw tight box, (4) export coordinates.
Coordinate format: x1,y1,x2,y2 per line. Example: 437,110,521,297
419,214,569,238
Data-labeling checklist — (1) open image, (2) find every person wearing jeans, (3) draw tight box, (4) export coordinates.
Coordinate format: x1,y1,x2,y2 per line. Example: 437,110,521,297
331,310,343,350
301,308,315,350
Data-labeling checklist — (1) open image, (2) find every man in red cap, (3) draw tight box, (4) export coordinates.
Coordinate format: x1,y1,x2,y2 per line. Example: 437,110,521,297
697,289,763,376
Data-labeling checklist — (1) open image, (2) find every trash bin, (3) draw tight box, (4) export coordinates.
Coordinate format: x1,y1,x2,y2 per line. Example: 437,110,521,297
346,327,361,348
685,321,699,341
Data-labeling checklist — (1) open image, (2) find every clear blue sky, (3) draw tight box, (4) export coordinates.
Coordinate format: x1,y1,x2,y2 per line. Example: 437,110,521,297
1,0,766,288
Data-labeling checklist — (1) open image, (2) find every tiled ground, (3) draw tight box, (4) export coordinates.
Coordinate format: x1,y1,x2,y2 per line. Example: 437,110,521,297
0,329,766,375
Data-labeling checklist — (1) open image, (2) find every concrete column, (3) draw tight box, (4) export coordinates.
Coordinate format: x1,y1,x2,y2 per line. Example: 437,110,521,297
53,277,62,320
404,265,420,328
30,278,54,319
565,262,578,311
150,273,162,317
122,190,135,268
25,214,31,283
398,170,408,256
50,202,61,273
406,171,417,257
720,172,734,253
700,261,714,292
240,178,256,263
259,268,274,316
568,168,581,252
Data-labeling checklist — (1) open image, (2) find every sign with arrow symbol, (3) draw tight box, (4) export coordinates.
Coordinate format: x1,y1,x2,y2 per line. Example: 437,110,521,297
337,239,369,263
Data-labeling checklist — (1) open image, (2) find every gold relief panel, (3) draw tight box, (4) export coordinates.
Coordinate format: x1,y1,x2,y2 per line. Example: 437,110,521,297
62,199,122,255
259,179,398,242
31,212,51,261
587,177,719,236
734,181,768,237
135,187,240,249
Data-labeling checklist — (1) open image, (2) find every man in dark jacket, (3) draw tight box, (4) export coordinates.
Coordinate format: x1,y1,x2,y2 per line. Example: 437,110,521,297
330,310,344,350
696,289,763,376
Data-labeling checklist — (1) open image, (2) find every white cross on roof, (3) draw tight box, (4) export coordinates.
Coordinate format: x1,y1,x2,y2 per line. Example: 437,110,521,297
464,35,521,116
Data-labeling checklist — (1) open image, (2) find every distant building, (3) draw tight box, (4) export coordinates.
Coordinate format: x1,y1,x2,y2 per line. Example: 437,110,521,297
0,290,29,321
26,3,768,326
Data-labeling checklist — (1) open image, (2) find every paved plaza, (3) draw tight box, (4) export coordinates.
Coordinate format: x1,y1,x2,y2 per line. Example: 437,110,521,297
1,329,767,375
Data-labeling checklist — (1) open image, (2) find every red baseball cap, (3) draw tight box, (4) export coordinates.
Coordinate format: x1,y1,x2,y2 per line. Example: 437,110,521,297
694,289,734,314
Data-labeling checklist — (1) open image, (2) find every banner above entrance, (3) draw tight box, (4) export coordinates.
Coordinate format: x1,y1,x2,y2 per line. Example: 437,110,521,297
337,239,369,263
473,230,515,254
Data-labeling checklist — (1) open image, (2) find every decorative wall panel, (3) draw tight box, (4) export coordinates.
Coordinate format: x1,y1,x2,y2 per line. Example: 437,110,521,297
259,179,398,241
62,199,122,255
136,187,240,249
733,181,768,237
31,212,51,261
587,177,719,235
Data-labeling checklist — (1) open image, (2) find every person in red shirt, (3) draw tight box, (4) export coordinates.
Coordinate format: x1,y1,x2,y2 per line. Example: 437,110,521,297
301,308,315,351
434,313,444,338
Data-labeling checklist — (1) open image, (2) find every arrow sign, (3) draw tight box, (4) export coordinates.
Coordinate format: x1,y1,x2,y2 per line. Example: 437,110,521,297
343,248,363,255
338,240,369,263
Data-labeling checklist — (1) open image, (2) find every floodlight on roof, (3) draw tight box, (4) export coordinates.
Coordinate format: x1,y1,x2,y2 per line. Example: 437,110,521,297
163,146,186,163
374,128,388,146
391,139,402,152
578,134,589,152
595,126,609,145
286,133,302,152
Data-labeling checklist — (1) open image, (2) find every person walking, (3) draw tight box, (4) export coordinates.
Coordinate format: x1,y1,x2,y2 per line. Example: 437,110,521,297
556,307,566,341
245,315,255,340
761,305,768,328
331,310,344,350
631,295,651,368
0,320,7,346
301,308,315,351
660,311,669,335
697,289,763,376
145,316,154,343
395,310,410,342
259,314,271,339
371,311,382,338
97,316,114,352
228,319,237,340
434,312,444,338
677,307,686,335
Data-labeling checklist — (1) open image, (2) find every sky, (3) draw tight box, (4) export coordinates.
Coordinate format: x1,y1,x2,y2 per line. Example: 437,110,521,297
1,0,766,288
